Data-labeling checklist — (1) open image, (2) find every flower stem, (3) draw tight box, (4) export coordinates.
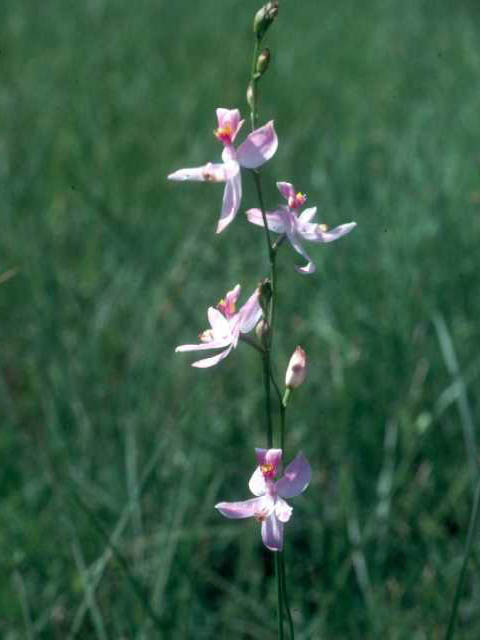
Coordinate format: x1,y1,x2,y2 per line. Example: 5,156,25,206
249,21,285,640
280,388,291,453
279,388,295,638
250,38,259,130
445,477,480,640
275,553,285,640
262,351,273,449
280,552,295,640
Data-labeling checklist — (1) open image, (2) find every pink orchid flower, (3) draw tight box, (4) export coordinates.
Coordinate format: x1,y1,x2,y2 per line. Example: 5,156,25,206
168,108,278,233
247,181,356,274
216,448,311,551
175,284,262,368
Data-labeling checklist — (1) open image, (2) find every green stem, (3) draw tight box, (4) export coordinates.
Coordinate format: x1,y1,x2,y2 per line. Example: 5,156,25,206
275,554,285,640
249,39,259,129
252,170,274,262
262,352,273,448
280,388,291,453
240,333,265,355
445,478,480,640
249,24,285,640
280,388,295,637
280,552,295,640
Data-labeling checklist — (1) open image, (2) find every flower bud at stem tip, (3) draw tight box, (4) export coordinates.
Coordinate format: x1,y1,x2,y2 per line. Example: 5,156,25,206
253,2,279,41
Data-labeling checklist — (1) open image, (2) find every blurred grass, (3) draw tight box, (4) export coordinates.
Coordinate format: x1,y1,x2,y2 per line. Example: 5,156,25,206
1,0,480,637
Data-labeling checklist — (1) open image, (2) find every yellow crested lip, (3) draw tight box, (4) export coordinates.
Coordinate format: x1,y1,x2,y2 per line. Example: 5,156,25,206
260,463,275,477
214,124,233,142
217,297,236,317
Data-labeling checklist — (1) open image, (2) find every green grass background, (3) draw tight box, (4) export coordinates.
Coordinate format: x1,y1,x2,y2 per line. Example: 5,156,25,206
2,0,480,637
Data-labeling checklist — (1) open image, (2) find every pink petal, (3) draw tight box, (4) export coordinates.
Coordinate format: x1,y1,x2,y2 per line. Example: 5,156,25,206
299,221,357,243
275,452,311,498
265,449,283,468
216,169,242,234
254,448,282,471
246,207,288,234
215,496,265,519
236,121,278,169
238,289,262,334
275,497,293,523
286,231,316,275
298,207,317,223
216,108,243,142
255,449,268,465
168,162,234,183
208,307,231,338
191,344,234,368
225,284,241,307
255,448,281,466
249,467,266,496
261,513,284,551
277,182,295,201
175,337,232,353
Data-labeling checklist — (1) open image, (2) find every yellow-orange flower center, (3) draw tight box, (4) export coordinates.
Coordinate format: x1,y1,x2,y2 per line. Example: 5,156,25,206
260,463,274,476
214,124,233,143
288,192,307,209
217,297,236,317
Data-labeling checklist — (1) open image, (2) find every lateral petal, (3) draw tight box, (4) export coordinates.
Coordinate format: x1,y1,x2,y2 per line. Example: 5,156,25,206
216,169,242,234
300,221,357,243
238,289,262,334
298,206,317,224
208,307,231,338
175,337,232,353
215,496,265,519
168,162,232,183
236,121,278,169
276,452,311,498
191,344,234,368
249,467,266,496
246,207,288,234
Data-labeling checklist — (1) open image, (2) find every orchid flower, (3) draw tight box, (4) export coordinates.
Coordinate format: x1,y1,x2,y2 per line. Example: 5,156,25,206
216,448,310,551
168,108,278,233
175,284,262,368
247,181,356,274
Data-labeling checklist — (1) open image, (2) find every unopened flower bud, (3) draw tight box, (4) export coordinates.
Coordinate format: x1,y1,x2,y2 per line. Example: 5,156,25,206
255,318,270,344
285,346,307,390
255,48,271,78
257,278,272,317
246,83,255,110
253,2,279,41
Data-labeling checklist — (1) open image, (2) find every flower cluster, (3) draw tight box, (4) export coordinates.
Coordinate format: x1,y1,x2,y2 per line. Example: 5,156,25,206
169,104,356,549
172,3,361,557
